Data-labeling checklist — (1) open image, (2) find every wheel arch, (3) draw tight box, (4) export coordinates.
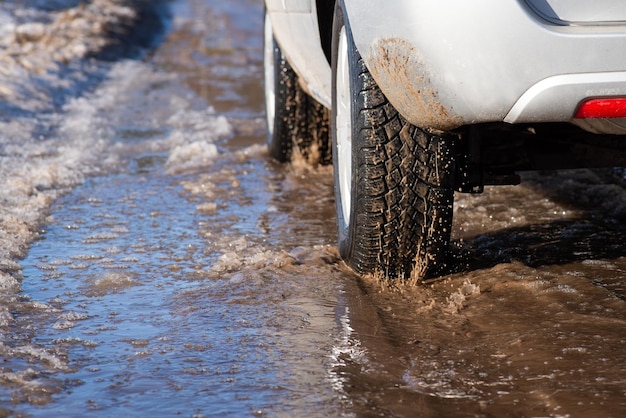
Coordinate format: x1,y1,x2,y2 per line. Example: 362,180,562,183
315,0,335,64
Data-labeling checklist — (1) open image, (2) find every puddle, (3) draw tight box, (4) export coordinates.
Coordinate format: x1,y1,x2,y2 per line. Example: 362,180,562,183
1,1,625,417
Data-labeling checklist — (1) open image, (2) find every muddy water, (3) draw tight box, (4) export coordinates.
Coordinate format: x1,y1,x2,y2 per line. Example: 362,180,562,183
1,0,625,417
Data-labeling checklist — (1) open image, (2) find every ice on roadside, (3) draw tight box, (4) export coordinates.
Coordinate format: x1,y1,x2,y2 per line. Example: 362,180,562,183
167,141,219,171
164,110,233,173
84,272,140,297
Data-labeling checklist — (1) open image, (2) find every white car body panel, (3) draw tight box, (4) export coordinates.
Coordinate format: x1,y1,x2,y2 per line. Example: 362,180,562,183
265,0,332,108
523,0,626,24
267,0,626,134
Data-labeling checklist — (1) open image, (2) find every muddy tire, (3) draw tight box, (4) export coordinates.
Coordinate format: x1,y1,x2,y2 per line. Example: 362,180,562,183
263,11,331,164
331,2,455,280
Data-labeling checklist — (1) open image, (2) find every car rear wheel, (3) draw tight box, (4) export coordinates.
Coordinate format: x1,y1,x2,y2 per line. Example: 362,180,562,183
331,2,455,280
263,11,330,164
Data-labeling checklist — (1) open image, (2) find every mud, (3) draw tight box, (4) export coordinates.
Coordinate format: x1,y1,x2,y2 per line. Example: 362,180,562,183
367,38,462,131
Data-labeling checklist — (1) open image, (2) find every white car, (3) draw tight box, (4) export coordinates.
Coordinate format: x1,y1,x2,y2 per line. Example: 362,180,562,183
263,0,626,280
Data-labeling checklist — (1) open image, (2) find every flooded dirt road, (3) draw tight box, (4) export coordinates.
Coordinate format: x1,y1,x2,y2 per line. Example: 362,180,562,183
1,0,625,416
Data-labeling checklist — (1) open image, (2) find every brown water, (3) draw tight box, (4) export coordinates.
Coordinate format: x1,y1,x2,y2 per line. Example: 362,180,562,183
2,0,625,417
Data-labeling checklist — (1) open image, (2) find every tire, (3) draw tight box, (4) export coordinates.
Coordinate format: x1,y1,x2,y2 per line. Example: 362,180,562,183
263,11,331,164
331,2,455,280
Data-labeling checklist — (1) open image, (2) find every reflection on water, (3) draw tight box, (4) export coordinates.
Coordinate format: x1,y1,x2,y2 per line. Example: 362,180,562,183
15,157,351,416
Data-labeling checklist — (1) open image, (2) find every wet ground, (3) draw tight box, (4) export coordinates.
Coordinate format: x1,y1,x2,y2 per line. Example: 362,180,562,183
1,1,625,417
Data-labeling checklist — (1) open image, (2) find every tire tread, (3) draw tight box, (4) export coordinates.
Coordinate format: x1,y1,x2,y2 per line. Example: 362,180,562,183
350,55,454,279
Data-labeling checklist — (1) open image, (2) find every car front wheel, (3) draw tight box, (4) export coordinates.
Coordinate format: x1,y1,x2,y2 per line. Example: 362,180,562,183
331,1,455,280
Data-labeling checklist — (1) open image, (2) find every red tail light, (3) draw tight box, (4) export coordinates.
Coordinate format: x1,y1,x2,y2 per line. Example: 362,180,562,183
575,98,626,119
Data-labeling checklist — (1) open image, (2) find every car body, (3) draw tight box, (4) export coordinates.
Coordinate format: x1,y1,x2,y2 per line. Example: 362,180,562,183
267,0,626,134
264,0,626,280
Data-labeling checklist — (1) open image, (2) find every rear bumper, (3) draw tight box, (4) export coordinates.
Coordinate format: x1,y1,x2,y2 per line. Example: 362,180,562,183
344,0,626,132
504,72,626,124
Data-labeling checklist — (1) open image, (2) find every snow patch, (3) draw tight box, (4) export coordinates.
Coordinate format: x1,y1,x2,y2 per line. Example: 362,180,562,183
85,272,139,297
167,141,219,171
